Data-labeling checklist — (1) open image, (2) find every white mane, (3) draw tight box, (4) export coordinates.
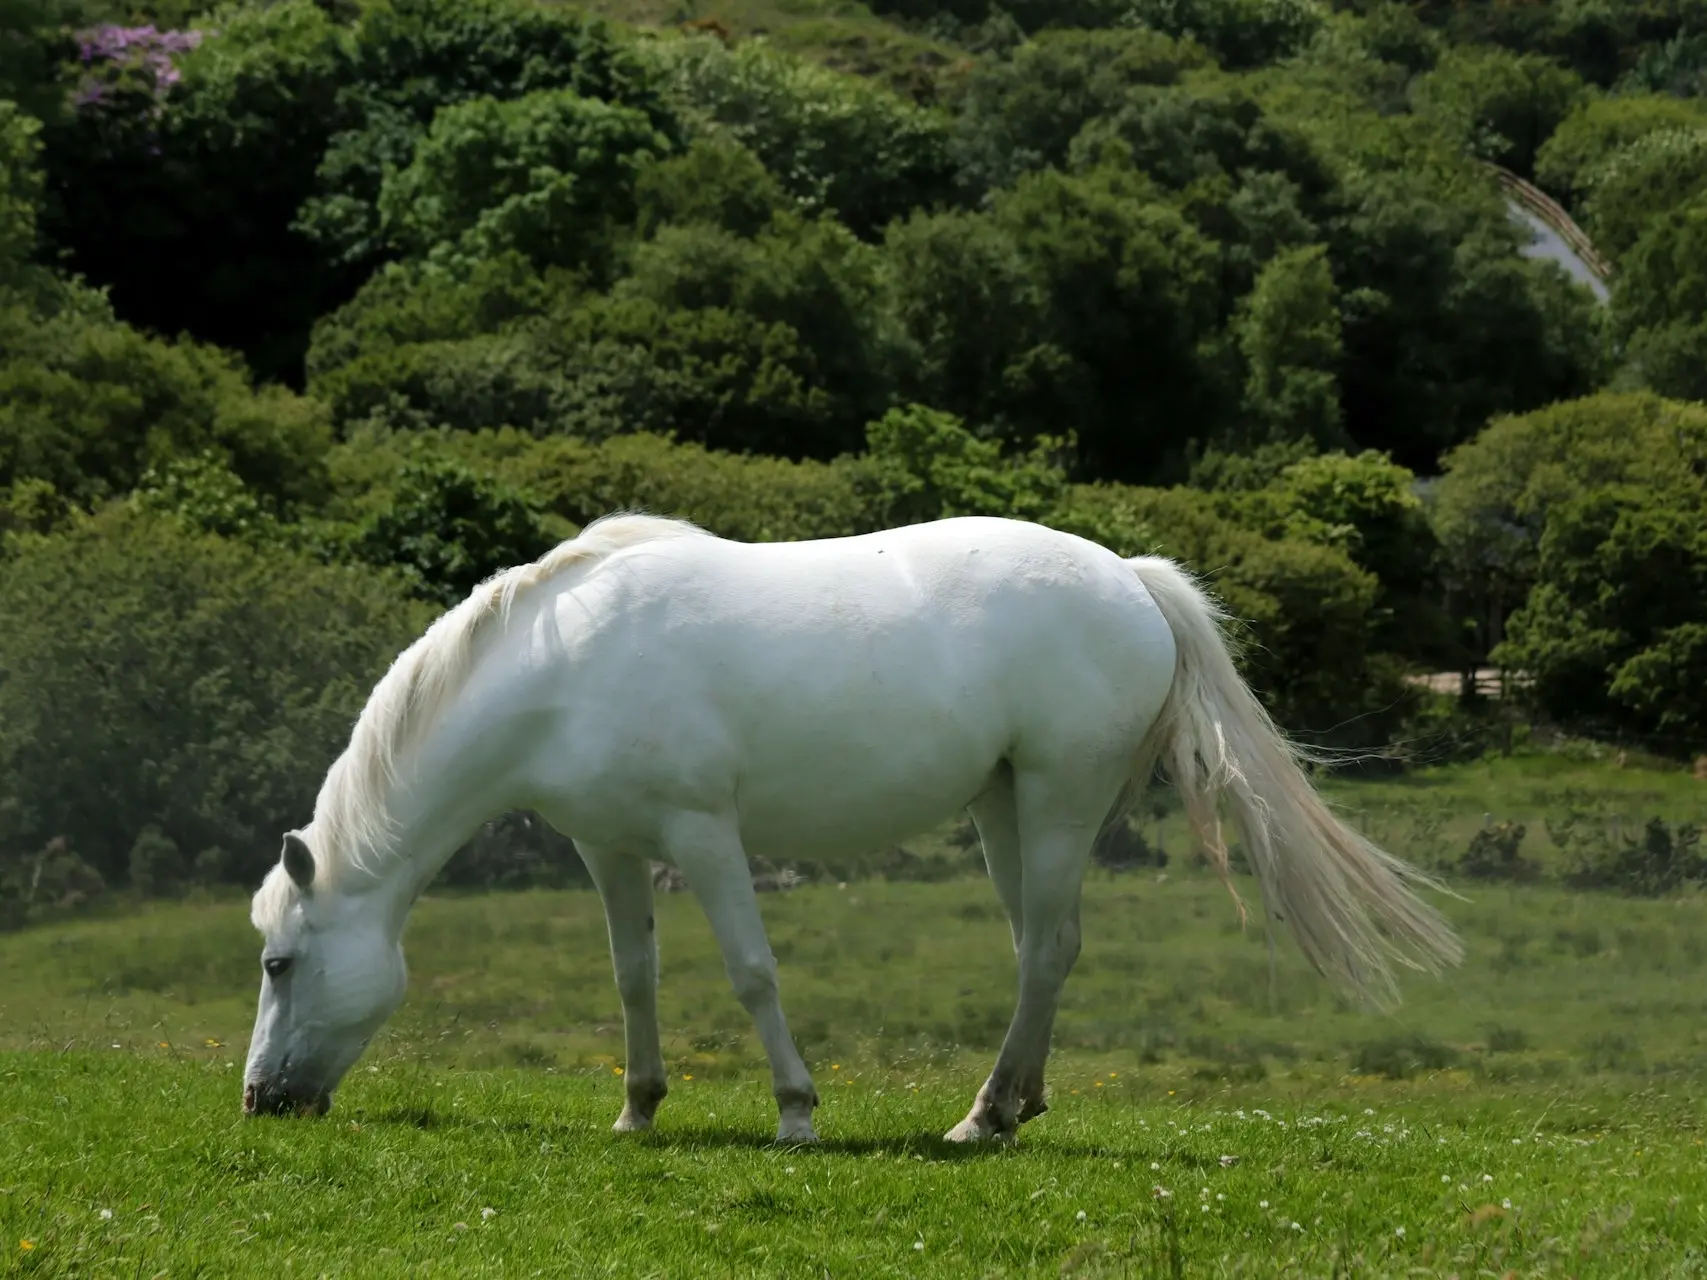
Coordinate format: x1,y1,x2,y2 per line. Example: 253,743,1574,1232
305,511,707,890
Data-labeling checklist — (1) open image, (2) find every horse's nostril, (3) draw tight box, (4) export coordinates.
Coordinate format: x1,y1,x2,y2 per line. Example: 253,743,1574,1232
242,1083,258,1114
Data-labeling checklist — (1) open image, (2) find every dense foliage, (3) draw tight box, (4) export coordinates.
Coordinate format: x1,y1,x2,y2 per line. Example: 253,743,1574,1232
3,0,1705,909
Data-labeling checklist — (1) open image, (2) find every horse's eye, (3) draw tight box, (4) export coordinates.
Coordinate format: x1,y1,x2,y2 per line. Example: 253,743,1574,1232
263,956,293,979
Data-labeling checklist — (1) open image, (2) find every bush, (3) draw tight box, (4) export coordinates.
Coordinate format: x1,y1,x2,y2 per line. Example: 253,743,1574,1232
1556,814,1707,897
1408,45,1585,177
326,426,876,544
0,507,431,887
0,302,333,510
352,457,554,606
1457,819,1539,882
1535,94,1707,208
1351,1033,1459,1079
639,35,956,239
374,88,670,278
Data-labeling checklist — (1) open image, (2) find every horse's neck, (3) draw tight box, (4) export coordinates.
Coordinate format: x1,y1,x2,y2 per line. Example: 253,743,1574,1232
364,670,535,911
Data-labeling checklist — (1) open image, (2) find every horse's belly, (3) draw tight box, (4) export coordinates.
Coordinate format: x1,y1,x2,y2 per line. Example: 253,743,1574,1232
733,745,1001,861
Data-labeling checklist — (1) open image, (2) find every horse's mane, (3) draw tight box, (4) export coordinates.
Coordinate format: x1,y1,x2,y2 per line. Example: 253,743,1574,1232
304,511,707,891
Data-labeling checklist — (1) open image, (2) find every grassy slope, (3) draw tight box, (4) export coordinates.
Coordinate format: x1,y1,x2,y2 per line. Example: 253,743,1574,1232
4,1056,1704,1276
8,756,1707,1273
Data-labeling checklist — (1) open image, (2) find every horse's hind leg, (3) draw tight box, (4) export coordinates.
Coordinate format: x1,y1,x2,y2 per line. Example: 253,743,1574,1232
665,810,820,1144
969,770,1046,1122
580,844,669,1132
947,766,1112,1144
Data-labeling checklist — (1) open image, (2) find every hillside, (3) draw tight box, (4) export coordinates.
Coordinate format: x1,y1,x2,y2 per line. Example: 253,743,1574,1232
7,0,1707,908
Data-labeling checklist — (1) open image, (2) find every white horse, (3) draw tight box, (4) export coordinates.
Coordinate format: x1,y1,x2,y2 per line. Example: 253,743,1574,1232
244,514,1460,1142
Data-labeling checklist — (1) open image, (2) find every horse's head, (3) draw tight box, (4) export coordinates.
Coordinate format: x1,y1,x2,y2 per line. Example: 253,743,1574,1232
242,832,407,1117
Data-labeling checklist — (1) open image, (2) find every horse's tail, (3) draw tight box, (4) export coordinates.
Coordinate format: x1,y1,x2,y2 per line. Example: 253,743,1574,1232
1126,555,1463,1007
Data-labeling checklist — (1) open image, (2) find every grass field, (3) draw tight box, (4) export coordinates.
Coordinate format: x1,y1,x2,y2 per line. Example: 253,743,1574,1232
7,752,1707,1274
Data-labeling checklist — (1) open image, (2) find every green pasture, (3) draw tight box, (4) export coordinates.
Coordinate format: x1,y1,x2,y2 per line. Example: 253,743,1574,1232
7,753,1707,1274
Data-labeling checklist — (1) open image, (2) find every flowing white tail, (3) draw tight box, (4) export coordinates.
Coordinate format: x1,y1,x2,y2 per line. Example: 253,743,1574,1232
1130,556,1464,1007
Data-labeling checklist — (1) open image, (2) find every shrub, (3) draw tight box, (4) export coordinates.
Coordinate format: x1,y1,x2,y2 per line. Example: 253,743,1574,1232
639,35,956,239
1351,1033,1459,1079
352,457,554,606
1555,813,1707,897
0,507,431,887
1457,819,1539,882
374,88,670,278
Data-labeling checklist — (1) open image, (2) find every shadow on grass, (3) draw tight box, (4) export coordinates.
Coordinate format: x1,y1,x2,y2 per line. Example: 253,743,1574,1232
334,1102,1205,1163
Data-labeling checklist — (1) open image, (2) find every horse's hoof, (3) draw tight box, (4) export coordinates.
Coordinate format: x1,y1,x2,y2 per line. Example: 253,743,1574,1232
775,1122,820,1145
612,1109,654,1133
943,1115,1014,1144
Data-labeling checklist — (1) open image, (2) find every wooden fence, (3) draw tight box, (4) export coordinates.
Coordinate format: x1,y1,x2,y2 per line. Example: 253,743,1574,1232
1483,162,1614,284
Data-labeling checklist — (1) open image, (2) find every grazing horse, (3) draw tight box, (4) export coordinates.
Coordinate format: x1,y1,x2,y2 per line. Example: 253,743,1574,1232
244,514,1461,1142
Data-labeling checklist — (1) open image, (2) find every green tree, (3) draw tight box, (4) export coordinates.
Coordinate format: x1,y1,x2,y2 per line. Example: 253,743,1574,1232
634,135,787,238
854,404,1067,527
0,103,43,290
989,157,1222,480
1234,244,1345,449
354,458,553,606
1534,93,1707,208
375,88,670,278
1583,127,1707,259
0,508,430,886
1497,483,1707,746
0,305,333,510
947,27,1211,193
641,35,955,239
1430,392,1707,687
1408,45,1585,177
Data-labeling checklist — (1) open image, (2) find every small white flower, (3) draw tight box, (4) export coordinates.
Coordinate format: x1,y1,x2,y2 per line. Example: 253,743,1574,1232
480,1207,497,1221
1150,1161,1161,1171
913,1241,924,1252
1076,1210,1086,1222
785,1167,796,1175
98,1208,112,1221
1259,1200,1269,1209
1200,1204,1209,1213
1153,1186,1172,1199
1441,1174,1451,1183
1364,1108,1375,1116
1395,1226,1405,1238
1482,1174,1494,1184
1291,1221,1304,1232
1215,1194,1225,1202
1502,1198,1512,1210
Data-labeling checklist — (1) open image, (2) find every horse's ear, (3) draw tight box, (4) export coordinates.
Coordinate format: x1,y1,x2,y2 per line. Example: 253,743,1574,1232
281,832,316,892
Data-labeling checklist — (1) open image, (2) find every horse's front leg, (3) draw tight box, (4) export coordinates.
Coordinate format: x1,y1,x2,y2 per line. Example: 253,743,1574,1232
580,845,669,1132
665,811,819,1143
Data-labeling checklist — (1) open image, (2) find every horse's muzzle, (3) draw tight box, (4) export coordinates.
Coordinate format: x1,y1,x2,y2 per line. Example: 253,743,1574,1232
243,1080,331,1118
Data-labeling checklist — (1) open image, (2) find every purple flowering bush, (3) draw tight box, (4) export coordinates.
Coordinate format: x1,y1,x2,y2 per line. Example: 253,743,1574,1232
70,24,204,118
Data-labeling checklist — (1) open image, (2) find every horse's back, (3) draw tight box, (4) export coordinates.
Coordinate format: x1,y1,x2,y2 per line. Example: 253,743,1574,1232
533,518,1177,856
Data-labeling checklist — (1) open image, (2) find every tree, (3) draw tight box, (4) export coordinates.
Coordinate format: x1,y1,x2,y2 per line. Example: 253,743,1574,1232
1408,45,1585,177
639,34,955,239
354,457,553,606
989,157,1223,481
854,403,1067,527
947,27,1211,194
0,508,430,885
1497,483,1707,746
375,88,670,279
1534,93,1707,208
1234,244,1346,449
1429,392,1707,689
1583,127,1707,259
0,103,42,291
0,305,333,510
